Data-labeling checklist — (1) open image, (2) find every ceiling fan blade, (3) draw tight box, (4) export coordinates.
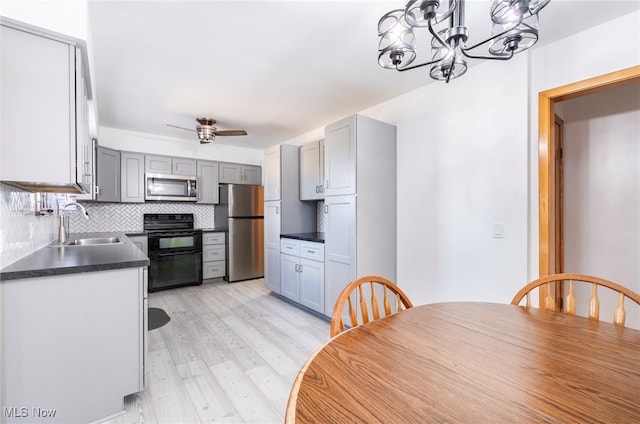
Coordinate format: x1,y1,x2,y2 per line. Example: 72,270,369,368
213,130,248,136
166,124,196,132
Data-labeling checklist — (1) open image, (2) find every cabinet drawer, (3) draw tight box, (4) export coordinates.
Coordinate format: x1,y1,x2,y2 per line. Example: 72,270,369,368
203,245,225,262
280,239,300,256
203,261,226,279
203,232,225,245
299,242,324,261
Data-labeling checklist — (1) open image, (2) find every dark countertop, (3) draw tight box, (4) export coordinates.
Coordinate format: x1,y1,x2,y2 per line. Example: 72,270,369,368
200,228,227,233
0,232,150,281
280,232,325,243
125,232,147,237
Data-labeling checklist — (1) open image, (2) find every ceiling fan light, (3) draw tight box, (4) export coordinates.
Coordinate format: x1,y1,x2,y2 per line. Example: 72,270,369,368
197,125,216,142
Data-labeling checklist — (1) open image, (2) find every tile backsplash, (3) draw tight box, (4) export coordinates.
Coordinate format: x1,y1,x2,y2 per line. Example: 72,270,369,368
69,202,216,233
317,200,325,233
0,183,58,268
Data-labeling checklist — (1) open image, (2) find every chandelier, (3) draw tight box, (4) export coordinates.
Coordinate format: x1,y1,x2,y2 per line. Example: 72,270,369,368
377,0,550,82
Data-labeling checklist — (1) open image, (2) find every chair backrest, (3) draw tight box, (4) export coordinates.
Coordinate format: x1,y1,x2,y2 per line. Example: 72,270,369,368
511,273,640,327
330,275,413,337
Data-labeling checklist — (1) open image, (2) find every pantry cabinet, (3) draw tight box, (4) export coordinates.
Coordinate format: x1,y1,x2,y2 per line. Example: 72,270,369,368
299,139,324,200
323,115,397,317
0,18,94,194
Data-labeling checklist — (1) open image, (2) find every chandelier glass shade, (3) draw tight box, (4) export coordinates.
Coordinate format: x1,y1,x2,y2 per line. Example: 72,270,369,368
378,0,550,82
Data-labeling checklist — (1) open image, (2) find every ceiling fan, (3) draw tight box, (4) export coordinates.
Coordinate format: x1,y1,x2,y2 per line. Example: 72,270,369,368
166,117,248,144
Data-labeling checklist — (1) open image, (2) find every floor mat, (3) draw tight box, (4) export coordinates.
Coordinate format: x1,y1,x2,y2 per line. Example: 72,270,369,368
148,307,170,330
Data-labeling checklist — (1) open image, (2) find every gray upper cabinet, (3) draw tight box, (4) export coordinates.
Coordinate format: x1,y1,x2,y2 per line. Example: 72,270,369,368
0,19,94,194
197,160,219,204
96,146,121,202
324,116,357,196
145,155,196,176
145,155,172,174
300,139,324,200
242,165,262,185
219,162,242,184
121,151,145,203
219,162,262,185
172,158,197,176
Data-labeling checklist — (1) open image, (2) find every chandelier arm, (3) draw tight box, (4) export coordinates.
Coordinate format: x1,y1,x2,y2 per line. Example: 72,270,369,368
460,18,522,52
460,48,514,61
428,19,449,49
396,57,443,72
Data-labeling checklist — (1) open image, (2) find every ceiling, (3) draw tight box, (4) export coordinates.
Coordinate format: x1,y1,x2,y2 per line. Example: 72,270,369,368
87,1,639,150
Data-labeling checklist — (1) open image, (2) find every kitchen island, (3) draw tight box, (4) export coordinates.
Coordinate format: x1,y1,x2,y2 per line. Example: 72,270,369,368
0,233,149,423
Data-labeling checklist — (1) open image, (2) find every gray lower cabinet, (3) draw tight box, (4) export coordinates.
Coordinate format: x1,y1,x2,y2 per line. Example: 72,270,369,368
96,146,121,202
197,160,219,204
203,232,226,279
1,267,146,423
121,151,145,203
280,238,325,314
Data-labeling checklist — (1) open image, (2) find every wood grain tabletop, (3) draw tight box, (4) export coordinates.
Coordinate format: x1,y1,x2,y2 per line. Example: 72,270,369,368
287,302,640,423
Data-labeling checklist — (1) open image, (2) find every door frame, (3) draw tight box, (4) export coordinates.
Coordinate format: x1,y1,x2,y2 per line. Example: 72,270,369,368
538,65,640,307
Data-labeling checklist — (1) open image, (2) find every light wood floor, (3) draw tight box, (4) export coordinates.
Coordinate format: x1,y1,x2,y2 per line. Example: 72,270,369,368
106,279,329,424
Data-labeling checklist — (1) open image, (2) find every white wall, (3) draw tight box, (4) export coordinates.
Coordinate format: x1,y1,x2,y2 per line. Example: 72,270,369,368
528,11,640,280
561,83,640,328
360,56,530,305
99,126,263,165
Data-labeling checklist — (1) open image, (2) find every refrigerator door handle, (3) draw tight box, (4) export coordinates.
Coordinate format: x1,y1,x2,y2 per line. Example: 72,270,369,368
276,206,280,214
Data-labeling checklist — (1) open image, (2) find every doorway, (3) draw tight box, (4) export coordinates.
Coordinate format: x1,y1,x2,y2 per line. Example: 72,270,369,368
538,65,640,308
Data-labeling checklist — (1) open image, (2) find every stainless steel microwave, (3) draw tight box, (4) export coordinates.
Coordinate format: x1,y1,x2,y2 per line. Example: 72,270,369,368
145,173,197,202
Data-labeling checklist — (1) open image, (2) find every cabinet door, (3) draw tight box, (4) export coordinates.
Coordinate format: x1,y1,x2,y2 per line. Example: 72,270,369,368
96,146,121,202
121,152,145,203
75,51,93,192
145,155,172,174
197,160,219,204
324,116,356,196
300,258,325,313
172,158,197,176
281,253,301,302
0,24,75,186
324,195,356,316
300,140,323,200
219,162,242,184
264,145,281,200
242,165,262,185
264,201,281,293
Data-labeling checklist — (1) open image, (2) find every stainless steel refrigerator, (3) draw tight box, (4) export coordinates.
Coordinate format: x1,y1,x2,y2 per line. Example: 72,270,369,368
214,184,264,282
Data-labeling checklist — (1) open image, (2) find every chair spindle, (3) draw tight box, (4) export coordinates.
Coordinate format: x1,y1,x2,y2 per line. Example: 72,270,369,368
383,287,391,315
589,283,600,320
347,296,358,328
544,282,555,311
358,285,369,324
566,280,576,315
370,282,381,320
613,292,626,326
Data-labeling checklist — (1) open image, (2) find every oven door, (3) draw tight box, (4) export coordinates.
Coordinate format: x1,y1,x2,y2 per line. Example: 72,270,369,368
148,251,202,292
148,231,202,254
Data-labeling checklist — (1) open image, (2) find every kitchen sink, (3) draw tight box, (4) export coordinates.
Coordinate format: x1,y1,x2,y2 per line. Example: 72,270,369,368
50,237,123,247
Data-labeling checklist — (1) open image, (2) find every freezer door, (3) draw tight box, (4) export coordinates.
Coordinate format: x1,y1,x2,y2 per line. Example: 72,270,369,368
228,184,264,217
228,217,264,282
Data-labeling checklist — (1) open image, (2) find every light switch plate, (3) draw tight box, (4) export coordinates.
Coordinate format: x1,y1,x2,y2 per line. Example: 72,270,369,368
493,223,505,239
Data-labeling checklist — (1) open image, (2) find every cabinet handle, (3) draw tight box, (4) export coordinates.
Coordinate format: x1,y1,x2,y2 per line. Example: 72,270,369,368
324,205,328,214
315,186,319,193
307,250,315,254
319,185,324,193
276,206,280,214
295,264,299,272
299,264,303,272
325,180,329,189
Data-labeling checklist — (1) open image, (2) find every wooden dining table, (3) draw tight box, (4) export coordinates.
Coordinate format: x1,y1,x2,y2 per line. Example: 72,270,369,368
286,302,640,423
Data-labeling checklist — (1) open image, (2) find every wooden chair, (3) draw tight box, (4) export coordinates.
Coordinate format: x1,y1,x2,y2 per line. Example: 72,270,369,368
511,273,640,327
330,275,413,337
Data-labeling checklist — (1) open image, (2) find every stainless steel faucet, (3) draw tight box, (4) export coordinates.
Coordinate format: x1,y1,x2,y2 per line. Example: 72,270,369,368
58,202,90,244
